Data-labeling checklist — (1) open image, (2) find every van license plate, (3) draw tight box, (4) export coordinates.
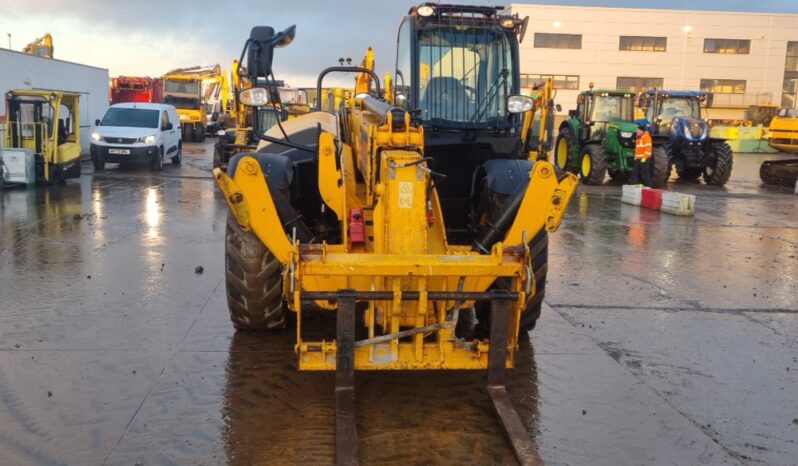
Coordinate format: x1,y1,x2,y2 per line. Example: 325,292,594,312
108,148,130,155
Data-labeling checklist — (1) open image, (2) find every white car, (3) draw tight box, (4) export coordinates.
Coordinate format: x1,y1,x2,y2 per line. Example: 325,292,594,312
90,103,182,171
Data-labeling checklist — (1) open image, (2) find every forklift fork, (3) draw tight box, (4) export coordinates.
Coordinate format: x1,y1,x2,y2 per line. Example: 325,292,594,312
319,290,544,466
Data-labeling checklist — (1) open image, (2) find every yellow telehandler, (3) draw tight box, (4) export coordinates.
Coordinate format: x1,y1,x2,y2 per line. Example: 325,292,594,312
213,4,576,464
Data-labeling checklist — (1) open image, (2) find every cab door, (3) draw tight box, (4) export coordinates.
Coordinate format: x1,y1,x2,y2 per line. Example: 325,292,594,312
161,109,178,156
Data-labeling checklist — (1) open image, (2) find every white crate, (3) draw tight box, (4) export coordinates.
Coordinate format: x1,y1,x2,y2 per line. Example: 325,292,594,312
660,191,695,216
621,184,643,206
1,148,36,185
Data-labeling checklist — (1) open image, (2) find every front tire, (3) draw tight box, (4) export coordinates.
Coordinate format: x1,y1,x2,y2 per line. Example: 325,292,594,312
225,213,286,330
171,143,182,165
92,152,105,171
150,147,163,172
579,144,607,185
650,146,671,188
703,143,733,186
554,128,575,173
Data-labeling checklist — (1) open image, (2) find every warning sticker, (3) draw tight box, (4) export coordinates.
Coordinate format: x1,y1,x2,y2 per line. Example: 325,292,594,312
398,182,413,209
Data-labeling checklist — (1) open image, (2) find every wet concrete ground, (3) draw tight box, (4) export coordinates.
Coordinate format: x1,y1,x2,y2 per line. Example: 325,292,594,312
0,142,796,465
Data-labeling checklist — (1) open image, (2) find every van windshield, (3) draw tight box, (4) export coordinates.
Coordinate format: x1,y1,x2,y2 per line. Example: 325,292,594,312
100,108,160,128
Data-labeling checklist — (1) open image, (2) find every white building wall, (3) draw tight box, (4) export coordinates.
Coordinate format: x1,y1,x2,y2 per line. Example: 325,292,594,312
0,49,109,154
509,4,798,120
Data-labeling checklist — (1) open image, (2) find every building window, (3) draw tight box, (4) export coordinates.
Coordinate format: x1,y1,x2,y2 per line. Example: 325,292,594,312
521,74,580,90
619,36,667,52
700,79,746,94
534,33,582,50
617,77,664,91
782,41,798,108
703,39,750,54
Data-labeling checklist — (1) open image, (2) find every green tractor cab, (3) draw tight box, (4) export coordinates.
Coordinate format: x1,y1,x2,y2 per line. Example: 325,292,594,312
555,88,668,187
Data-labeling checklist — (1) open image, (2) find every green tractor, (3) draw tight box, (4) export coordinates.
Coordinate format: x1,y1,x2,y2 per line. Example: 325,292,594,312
554,88,669,187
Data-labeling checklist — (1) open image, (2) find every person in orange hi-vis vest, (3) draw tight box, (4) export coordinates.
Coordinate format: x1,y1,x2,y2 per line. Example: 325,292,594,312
630,119,653,186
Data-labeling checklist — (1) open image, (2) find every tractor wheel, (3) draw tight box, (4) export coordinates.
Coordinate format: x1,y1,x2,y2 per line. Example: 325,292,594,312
676,167,702,180
650,146,671,188
554,128,575,173
579,144,607,185
703,143,733,186
225,212,286,330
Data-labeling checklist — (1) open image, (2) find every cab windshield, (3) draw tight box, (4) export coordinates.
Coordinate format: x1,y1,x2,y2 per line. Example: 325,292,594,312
591,95,634,122
651,97,701,121
418,25,514,128
100,108,159,128
164,80,200,95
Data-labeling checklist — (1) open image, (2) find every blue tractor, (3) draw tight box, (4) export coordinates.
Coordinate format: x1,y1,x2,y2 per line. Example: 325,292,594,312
639,90,733,186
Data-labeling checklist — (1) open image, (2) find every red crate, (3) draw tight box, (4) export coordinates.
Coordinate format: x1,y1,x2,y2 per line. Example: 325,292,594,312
641,188,663,211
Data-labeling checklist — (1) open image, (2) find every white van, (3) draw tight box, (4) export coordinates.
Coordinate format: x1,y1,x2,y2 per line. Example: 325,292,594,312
90,103,181,171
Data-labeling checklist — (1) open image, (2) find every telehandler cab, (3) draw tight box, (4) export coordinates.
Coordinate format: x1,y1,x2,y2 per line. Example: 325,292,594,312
213,4,576,464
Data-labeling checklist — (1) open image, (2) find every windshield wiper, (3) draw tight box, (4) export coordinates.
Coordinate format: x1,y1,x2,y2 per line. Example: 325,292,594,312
470,69,508,124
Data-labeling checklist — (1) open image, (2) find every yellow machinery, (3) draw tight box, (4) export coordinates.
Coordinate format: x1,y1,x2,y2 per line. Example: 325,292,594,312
214,7,575,464
213,55,312,170
22,33,53,58
161,65,223,142
520,78,559,161
4,89,82,184
203,67,233,134
761,108,798,187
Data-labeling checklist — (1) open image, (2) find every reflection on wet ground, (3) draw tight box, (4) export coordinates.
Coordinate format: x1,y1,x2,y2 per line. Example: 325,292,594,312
0,144,796,465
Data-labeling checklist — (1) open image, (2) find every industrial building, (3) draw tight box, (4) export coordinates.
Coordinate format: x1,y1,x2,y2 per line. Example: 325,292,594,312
508,3,798,121
0,48,109,154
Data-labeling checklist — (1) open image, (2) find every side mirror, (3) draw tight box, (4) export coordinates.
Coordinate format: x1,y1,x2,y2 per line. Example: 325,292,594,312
568,109,578,118
247,25,296,78
555,104,562,112
164,122,173,131
95,119,101,126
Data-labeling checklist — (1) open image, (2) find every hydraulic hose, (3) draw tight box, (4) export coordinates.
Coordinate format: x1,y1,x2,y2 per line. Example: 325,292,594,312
472,181,529,254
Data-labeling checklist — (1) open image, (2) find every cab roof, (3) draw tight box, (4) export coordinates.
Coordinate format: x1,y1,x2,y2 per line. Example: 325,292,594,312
581,89,636,96
646,90,706,98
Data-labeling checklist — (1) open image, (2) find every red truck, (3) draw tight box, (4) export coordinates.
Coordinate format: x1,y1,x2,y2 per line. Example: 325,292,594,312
109,76,163,104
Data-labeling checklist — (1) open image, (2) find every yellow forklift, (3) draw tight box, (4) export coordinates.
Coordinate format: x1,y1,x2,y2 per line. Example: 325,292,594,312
4,89,82,184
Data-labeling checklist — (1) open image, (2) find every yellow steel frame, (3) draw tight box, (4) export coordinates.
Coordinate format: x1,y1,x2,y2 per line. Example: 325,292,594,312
5,89,81,182
213,81,577,372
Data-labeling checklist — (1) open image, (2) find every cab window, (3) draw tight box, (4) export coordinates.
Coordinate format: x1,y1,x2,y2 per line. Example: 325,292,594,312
161,110,170,130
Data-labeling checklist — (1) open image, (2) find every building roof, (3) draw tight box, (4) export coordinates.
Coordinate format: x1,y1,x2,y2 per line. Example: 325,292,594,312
0,47,108,72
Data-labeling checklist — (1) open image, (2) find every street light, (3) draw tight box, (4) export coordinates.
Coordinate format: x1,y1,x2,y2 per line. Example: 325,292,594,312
7,33,11,50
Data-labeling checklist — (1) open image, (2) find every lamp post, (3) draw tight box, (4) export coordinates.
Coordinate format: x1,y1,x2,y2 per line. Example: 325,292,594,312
7,33,11,50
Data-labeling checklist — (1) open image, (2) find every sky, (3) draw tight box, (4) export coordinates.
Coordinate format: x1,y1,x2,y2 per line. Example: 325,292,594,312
2,0,797,87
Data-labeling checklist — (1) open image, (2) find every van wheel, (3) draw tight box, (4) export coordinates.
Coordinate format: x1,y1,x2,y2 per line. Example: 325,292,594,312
92,153,105,171
150,147,163,172
171,143,182,165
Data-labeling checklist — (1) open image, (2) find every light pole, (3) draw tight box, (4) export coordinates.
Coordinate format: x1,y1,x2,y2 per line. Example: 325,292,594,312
7,33,11,50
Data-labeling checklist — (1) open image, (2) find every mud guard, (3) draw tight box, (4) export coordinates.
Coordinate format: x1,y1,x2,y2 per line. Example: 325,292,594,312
478,159,535,196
